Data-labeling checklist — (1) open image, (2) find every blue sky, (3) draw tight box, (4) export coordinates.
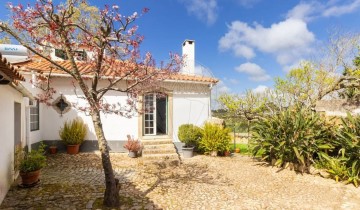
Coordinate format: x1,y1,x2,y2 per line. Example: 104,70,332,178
1,0,360,95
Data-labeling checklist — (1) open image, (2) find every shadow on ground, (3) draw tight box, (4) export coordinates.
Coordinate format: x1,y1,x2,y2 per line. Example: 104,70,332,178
0,153,159,210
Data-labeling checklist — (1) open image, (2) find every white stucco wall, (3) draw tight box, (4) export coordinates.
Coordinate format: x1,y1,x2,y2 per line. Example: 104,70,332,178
22,75,212,143
0,85,25,204
23,76,138,141
172,92,210,142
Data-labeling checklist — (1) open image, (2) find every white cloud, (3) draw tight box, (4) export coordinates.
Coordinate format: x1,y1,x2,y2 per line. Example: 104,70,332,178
287,0,360,21
235,62,271,81
323,0,360,17
219,19,315,66
253,85,268,94
180,0,218,25
286,2,320,22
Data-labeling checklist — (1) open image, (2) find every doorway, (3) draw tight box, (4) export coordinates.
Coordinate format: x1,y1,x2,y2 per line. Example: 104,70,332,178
144,93,167,135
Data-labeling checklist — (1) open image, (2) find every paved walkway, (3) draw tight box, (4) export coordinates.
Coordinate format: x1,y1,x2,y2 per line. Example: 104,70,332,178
1,153,359,209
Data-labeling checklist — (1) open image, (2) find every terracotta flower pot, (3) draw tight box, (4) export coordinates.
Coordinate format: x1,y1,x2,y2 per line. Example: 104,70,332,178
235,148,240,153
66,144,80,155
20,170,40,186
49,146,57,154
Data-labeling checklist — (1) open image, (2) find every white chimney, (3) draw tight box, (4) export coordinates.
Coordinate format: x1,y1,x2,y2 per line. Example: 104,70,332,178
182,40,195,75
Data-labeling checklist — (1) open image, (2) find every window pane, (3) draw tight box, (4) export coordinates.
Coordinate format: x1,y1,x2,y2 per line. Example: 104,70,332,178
30,100,40,131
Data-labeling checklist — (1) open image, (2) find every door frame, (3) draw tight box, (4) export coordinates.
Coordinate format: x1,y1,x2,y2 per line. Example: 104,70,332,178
138,90,173,139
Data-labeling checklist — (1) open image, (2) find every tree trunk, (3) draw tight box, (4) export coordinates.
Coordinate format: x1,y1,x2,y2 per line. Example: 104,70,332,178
91,110,120,207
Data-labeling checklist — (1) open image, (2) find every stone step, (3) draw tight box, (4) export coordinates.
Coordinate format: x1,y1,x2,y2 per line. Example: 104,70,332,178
143,144,176,150
142,148,177,155
141,139,173,145
142,153,179,160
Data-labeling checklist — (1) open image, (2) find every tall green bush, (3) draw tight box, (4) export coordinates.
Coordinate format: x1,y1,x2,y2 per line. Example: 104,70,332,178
178,124,203,147
59,118,87,145
251,108,336,169
333,113,360,186
199,123,231,155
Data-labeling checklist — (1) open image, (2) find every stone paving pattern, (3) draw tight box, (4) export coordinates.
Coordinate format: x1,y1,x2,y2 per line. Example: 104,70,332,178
1,152,359,209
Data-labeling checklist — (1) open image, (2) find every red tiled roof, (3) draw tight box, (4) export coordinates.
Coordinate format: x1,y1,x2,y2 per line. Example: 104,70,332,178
17,56,218,84
0,53,25,84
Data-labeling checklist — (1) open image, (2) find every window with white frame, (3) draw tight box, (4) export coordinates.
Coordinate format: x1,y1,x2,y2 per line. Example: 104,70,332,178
30,100,40,131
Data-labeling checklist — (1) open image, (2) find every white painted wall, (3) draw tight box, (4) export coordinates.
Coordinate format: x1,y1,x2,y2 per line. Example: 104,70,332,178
173,92,210,142
0,85,25,204
23,76,138,141
23,75,212,143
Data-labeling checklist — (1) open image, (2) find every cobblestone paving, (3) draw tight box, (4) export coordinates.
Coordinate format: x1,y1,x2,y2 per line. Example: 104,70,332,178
1,153,359,209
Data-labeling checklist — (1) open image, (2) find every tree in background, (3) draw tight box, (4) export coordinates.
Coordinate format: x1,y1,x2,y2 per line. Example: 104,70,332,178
218,90,268,133
274,33,360,108
0,0,181,207
274,61,338,108
340,53,360,101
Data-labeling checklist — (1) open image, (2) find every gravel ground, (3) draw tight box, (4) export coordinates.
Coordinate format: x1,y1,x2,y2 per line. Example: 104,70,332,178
1,152,359,209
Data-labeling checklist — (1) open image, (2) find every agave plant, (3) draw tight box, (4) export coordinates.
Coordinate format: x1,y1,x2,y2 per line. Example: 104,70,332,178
251,108,336,170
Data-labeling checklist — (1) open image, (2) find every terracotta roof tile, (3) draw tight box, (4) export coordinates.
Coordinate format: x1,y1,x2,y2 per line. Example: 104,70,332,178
18,56,218,84
0,53,25,85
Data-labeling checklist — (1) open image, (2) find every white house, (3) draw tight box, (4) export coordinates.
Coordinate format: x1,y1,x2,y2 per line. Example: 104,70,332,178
3,40,217,155
0,53,34,204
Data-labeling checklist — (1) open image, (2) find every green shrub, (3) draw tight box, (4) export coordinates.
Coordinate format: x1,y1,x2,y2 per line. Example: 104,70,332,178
199,123,231,155
317,154,347,182
332,113,360,187
19,142,46,173
178,124,203,147
251,108,336,169
59,118,87,145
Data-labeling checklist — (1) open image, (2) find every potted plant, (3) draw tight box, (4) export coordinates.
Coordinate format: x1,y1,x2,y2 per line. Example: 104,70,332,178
178,124,203,158
48,142,57,154
59,118,87,155
123,135,141,158
19,143,46,186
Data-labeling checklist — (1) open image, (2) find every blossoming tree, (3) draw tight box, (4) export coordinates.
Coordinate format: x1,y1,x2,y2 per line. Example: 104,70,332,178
0,0,182,207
